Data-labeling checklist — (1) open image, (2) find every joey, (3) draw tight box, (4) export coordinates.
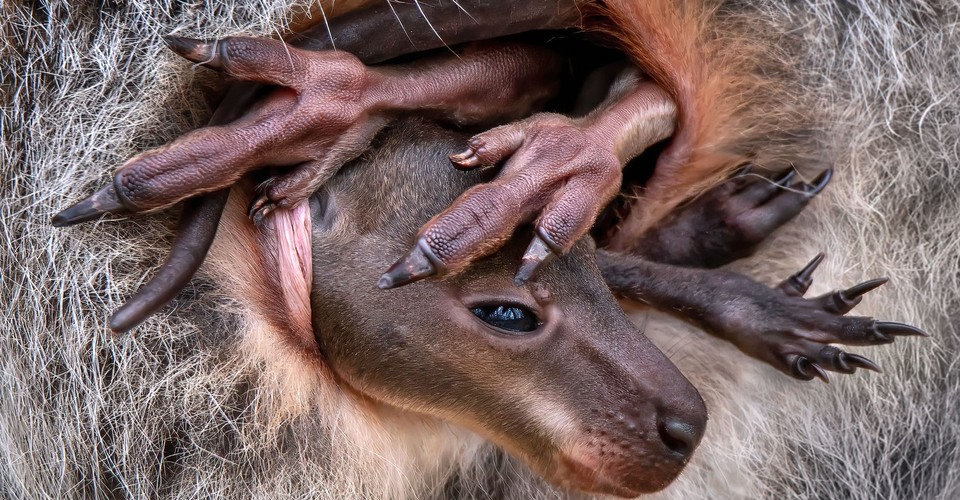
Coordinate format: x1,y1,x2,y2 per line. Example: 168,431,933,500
302,119,707,496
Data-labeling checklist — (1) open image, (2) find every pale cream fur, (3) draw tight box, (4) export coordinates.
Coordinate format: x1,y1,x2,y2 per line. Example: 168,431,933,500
3,1,957,498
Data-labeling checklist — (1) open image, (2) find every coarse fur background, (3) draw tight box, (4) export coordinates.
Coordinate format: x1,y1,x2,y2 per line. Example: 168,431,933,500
2,1,958,498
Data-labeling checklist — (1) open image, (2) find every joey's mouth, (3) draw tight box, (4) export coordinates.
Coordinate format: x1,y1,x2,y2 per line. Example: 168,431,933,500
554,455,646,498
545,441,688,498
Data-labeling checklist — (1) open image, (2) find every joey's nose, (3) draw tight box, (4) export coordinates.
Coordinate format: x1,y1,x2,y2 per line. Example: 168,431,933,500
657,414,705,458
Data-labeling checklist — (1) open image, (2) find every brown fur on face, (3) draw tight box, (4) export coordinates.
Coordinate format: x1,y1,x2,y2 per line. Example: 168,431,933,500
211,113,708,495
215,119,704,496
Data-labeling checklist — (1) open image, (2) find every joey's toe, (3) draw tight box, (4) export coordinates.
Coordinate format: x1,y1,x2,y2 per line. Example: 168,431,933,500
53,184,129,227
821,277,888,314
163,35,217,67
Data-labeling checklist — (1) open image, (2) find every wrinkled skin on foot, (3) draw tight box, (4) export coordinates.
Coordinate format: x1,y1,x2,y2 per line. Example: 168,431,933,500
55,34,679,312
51,4,572,331
634,166,833,268
381,72,678,289
53,37,562,226
596,170,926,381
598,251,927,382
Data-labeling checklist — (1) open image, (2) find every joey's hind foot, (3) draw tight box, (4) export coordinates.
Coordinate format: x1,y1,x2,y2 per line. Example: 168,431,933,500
54,36,376,224
598,251,927,383
634,166,833,268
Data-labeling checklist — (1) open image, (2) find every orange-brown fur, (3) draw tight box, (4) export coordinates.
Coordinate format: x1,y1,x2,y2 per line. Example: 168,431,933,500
595,0,816,244
219,0,815,256
9,0,956,498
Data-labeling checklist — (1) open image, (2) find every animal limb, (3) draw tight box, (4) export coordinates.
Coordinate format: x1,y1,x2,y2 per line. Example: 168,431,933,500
380,68,678,288
631,166,833,268
598,168,924,381
52,39,561,226
51,1,577,333
597,251,927,382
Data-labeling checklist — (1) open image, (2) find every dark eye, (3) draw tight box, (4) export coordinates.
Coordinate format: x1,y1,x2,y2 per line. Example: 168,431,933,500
470,305,539,334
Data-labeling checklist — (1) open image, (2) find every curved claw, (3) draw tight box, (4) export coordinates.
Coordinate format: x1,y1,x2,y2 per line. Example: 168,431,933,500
793,356,830,383
824,277,888,314
514,234,556,286
449,149,483,170
808,362,830,383
163,35,221,70
778,252,825,297
248,194,277,227
875,320,929,337
248,195,268,220
803,168,833,195
791,356,814,380
52,184,130,227
775,169,797,186
378,238,440,290
841,353,882,373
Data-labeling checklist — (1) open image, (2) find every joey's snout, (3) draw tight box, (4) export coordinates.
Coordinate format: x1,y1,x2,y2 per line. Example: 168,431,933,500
552,347,707,497
658,409,705,458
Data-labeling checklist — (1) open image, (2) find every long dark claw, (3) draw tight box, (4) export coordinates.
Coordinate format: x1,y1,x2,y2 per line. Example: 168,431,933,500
875,320,929,337
808,362,830,383
736,164,752,176
378,239,440,289
514,234,555,286
163,35,220,70
52,184,129,227
825,277,888,313
778,252,825,297
842,277,889,300
775,169,797,186
820,346,854,373
792,356,828,382
803,168,833,195
841,353,882,373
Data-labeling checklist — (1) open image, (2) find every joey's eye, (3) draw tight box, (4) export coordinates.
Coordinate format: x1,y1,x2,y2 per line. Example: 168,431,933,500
470,305,539,333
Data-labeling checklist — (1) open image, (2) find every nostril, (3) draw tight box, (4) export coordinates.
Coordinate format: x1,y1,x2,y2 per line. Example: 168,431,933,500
657,418,702,458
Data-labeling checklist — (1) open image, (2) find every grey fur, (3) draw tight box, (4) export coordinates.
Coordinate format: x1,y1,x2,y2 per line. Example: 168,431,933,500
2,1,957,499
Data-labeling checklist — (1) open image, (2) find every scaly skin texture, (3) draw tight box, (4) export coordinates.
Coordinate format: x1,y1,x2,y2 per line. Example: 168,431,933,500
381,70,679,288
54,38,562,224
598,251,924,382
